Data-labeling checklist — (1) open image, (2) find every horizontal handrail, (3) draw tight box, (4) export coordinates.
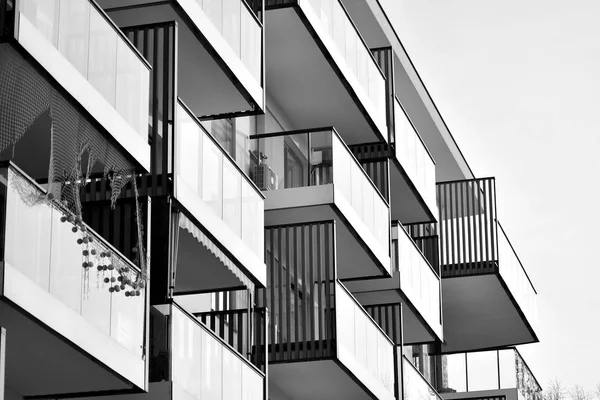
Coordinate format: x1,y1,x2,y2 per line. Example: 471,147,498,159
395,96,435,165
2,160,141,275
241,0,263,27
251,126,389,207
172,300,266,378
177,98,265,200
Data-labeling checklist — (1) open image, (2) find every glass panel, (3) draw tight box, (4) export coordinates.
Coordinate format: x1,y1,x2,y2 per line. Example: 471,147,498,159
20,0,59,46
394,98,437,213
57,0,90,76
202,137,224,218
467,351,499,391
178,106,203,194
81,271,112,336
203,0,223,32
242,182,264,259
345,20,357,76
202,328,223,399
172,306,203,399
222,345,242,400
240,9,261,82
499,349,517,389
332,3,346,59
88,6,117,106
223,0,241,57
223,161,242,236
4,170,52,289
111,278,145,356
443,354,467,392
309,131,333,186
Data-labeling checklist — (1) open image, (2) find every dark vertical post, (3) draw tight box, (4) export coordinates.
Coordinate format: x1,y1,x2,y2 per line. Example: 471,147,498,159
0,327,5,400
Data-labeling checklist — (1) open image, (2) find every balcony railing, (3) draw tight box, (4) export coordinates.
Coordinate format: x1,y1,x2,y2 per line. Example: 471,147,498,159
403,356,443,400
168,303,265,400
1,162,145,356
252,127,390,261
192,0,262,83
262,221,395,397
10,0,150,139
305,0,386,125
395,97,437,213
439,349,542,400
395,223,441,328
175,99,264,260
436,178,537,325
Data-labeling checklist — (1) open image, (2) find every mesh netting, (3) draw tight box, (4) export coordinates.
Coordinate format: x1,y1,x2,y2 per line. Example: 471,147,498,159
0,44,147,295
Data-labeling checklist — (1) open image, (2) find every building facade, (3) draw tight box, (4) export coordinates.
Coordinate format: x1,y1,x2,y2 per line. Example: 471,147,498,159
0,1,541,400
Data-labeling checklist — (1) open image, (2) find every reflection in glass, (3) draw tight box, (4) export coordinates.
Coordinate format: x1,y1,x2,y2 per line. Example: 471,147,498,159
57,0,90,76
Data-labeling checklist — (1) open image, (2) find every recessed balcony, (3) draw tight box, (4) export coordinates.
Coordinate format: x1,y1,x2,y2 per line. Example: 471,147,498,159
436,178,538,352
261,221,396,400
0,162,148,398
264,0,388,145
345,222,443,344
403,355,444,400
99,0,264,117
0,0,151,171
439,348,542,400
251,128,391,279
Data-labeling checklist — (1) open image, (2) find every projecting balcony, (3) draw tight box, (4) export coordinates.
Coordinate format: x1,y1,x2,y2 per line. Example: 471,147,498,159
99,0,264,116
265,0,388,145
0,0,151,171
0,162,147,398
350,96,438,224
439,348,542,400
345,222,443,343
261,222,396,399
252,128,391,279
436,177,538,352
171,99,266,291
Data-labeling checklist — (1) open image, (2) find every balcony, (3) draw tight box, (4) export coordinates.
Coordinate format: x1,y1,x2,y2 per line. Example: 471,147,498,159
345,222,443,343
0,162,147,397
264,0,387,145
439,349,542,400
261,222,396,400
350,96,438,224
252,128,391,279
172,99,266,291
0,0,151,171
435,178,538,352
99,0,264,116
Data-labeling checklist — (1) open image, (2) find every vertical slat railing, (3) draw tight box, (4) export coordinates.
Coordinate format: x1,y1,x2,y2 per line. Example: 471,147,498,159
122,22,177,196
261,221,336,363
436,178,498,277
405,222,440,275
364,303,402,345
371,47,395,144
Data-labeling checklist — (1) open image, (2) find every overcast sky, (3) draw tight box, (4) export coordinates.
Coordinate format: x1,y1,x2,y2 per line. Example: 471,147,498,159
381,0,600,391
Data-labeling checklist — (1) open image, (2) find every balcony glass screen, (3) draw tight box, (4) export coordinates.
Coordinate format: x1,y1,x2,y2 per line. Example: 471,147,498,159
176,102,264,260
18,0,150,139
403,357,442,400
306,0,386,127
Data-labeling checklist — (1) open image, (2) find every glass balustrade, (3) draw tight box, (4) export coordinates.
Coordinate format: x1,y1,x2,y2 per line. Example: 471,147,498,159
2,164,145,356
396,225,441,328
194,0,262,83
17,0,150,139
253,129,389,259
306,0,386,126
336,281,395,394
171,304,264,400
176,100,264,260
395,98,436,212
403,356,443,400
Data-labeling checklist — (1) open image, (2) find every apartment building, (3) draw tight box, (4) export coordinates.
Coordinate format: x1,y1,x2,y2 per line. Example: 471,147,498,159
0,1,541,400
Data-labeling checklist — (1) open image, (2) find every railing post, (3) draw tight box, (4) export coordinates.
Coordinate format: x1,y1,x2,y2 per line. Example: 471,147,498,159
0,327,5,400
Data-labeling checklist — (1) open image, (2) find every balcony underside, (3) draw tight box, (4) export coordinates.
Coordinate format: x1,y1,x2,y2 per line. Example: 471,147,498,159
100,0,263,117
347,284,441,344
269,359,373,400
264,187,390,280
265,6,383,145
442,388,519,400
0,293,138,398
442,273,538,353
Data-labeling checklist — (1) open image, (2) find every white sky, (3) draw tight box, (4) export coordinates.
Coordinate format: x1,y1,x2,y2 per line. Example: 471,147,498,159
380,0,600,391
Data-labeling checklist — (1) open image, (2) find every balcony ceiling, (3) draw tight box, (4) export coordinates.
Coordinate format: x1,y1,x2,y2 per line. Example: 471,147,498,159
265,7,382,145
441,274,538,353
0,300,132,398
269,360,373,400
390,160,436,224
